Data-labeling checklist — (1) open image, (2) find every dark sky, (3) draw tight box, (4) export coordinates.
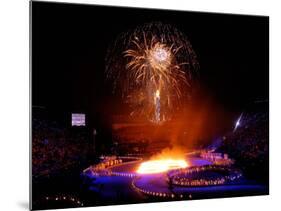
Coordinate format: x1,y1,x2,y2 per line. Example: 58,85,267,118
32,1,269,124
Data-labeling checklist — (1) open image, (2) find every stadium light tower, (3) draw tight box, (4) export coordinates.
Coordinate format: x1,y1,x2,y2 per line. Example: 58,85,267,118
93,128,97,154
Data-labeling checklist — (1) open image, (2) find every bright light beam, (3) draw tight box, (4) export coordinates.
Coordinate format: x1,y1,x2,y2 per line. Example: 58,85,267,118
233,113,243,132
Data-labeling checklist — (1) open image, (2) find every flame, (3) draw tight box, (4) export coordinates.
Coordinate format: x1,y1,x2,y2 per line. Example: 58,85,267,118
136,159,188,174
155,89,160,98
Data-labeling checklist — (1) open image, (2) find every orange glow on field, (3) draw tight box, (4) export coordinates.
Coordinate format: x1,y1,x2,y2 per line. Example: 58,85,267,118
136,159,188,174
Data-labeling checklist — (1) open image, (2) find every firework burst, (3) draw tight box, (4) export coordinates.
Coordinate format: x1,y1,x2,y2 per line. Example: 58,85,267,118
106,22,199,121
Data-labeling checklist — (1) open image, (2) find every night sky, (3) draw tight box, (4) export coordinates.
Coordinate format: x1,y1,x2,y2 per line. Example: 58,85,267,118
32,1,269,127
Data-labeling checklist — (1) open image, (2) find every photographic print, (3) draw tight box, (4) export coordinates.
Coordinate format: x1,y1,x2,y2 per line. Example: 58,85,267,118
31,1,269,210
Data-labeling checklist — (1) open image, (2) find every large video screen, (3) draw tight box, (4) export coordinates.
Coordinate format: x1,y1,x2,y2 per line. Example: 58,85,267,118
71,113,86,126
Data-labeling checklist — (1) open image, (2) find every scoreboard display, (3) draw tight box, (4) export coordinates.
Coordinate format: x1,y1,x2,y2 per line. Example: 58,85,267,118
71,113,86,126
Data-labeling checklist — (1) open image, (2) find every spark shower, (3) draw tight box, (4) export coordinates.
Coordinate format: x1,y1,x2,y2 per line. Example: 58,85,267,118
106,22,199,123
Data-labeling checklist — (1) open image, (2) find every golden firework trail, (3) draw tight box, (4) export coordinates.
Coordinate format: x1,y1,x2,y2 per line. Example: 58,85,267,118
106,22,199,121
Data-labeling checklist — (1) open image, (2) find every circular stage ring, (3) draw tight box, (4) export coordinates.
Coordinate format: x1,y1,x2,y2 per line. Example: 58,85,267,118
168,165,243,187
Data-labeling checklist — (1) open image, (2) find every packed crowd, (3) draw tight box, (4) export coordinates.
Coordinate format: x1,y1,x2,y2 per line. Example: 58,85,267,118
32,117,90,178
218,111,269,181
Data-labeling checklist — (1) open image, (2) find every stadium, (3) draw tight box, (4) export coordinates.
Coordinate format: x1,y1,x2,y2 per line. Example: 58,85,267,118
32,101,269,209
31,2,269,210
